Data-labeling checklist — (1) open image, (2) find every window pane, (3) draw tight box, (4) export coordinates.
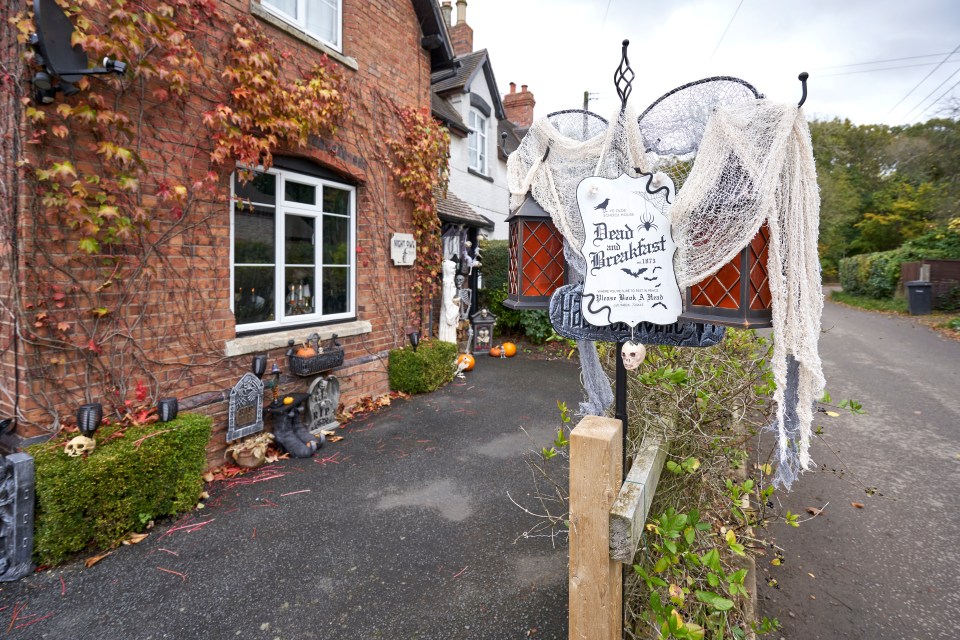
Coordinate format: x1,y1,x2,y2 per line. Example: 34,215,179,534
234,172,276,206
285,215,315,265
235,205,275,264
322,267,348,314
234,267,275,324
307,0,338,44
284,180,316,205
263,0,296,17
323,186,350,215
322,214,349,264
285,267,316,317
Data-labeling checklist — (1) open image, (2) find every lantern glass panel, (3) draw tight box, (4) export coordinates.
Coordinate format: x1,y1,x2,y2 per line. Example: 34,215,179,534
508,222,520,296
690,260,741,309
520,221,564,296
748,225,772,310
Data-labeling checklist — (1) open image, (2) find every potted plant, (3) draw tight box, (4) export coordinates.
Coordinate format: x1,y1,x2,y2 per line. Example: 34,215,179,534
225,432,274,469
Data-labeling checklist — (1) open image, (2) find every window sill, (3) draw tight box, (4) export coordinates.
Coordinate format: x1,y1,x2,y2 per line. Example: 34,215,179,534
225,319,371,357
468,168,494,182
250,2,359,72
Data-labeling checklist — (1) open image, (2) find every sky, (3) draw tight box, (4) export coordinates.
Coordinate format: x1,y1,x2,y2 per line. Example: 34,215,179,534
461,0,960,126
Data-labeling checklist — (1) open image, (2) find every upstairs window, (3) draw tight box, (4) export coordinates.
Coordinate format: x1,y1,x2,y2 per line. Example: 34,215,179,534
260,0,342,51
468,108,488,174
231,167,355,332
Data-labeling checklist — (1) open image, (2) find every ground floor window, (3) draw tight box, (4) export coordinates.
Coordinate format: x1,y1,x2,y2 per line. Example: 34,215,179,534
231,166,355,332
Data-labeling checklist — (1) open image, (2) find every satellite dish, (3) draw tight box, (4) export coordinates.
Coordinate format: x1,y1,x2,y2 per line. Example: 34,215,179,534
28,0,126,102
33,0,88,82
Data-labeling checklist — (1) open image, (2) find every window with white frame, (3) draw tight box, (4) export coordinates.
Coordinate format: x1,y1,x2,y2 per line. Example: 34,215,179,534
231,167,355,332
468,109,487,174
260,0,342,51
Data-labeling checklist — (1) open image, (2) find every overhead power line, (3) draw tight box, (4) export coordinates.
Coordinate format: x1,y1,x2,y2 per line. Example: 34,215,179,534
708,0,745,61
884,43,960,118
901,66,960,122
818,60,960,78
811,52,956,71
915,77,960,121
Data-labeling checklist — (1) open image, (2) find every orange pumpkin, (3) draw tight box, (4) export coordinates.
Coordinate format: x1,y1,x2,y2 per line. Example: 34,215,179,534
489,346,502,357
456,353,476,371
501,342,517,357
296,343,317,358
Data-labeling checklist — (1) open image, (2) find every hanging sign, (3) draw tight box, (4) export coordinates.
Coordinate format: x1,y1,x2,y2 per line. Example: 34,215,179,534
575,172,682,327
391,233,416,266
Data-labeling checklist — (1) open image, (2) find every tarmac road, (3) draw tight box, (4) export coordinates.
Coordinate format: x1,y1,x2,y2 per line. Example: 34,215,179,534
0,356,580,640
756,300,960,639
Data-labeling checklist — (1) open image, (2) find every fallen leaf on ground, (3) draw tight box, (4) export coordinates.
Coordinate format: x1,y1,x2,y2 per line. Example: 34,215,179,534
202,471,215,483
84,551,112,568
851,502,865,508
805,507,823,516
825,411,840,417
320,430,336,436
122,532,148,545
327,435,344,443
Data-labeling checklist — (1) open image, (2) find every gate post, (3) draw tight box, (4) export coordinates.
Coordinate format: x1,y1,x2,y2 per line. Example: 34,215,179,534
569,415,622,640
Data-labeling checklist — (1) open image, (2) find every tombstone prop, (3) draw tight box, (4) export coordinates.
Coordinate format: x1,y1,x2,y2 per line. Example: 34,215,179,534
227,373,265,442
0,453,35,582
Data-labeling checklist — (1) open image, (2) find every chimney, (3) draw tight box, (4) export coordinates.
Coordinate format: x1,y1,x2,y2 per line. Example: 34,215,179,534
503,83,536,128
441,1,452,27
449,0,473,56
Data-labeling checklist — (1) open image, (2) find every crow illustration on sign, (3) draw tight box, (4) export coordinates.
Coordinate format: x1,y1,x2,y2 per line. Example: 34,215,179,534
575,172,682,327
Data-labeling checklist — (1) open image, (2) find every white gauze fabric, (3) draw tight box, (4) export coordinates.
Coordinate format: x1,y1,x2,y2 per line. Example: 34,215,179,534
671,100,825,476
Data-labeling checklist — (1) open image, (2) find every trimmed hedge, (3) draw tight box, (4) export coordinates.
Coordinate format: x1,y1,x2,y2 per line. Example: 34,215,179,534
478,239,554,343
388,339,458,394
838,228,960,299
28,413,212,566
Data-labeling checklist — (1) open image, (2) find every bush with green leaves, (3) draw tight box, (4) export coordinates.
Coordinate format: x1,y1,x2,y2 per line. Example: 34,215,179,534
28,413,212,566
477,240,555,343
388,339,458,394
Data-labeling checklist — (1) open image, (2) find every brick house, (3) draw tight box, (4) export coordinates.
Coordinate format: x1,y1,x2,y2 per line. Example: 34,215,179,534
0,0,458,463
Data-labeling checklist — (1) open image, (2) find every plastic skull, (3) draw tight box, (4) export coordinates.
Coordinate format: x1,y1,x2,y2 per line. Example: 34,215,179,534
64,435,96,457
621,341,646,370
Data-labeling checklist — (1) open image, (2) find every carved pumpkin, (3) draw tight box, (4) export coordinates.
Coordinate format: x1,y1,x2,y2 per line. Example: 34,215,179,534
456,353,476,371
489,346,502,357
502,342,517,357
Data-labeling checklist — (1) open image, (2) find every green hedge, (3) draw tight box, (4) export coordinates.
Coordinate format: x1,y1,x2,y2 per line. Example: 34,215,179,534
388,339,457,394
838,227,960,299
28,413,212,566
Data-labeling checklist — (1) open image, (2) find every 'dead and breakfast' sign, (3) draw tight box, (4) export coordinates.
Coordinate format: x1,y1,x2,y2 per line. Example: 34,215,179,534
574,172,682,327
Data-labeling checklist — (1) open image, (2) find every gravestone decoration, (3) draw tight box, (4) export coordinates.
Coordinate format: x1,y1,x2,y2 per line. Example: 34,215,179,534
227,372,264,442
307,375,340,435
0,453,35,582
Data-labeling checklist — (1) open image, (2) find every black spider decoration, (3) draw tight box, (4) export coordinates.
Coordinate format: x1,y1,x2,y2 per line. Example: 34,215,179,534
638,211,658,232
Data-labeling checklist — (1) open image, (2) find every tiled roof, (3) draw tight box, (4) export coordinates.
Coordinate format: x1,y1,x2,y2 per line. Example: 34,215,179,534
435,188,494,229
431,50,487,93
431,92,468,135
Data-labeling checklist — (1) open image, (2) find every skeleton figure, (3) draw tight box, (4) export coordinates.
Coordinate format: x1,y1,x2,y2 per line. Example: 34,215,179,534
621,341,646,370
455,275,472,321
64,435,96,457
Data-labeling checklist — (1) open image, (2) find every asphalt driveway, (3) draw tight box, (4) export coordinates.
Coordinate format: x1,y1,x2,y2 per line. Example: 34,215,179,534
0,355,583,640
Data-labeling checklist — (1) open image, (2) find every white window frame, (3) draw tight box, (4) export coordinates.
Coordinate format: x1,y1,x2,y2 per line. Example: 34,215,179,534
468,108,488,174
259,0,342,52
230,166,357,333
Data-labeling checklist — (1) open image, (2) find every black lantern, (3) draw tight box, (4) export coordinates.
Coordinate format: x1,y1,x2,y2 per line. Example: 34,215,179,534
251,354,268,379
504,194,566,310
407,330,420,352
157,398,178,423
77,403,102,437
679,224,773,328
270,363,282,406
470,308,497,354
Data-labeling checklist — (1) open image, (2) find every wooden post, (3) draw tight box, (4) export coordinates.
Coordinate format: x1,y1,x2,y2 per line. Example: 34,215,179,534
569,415,623,640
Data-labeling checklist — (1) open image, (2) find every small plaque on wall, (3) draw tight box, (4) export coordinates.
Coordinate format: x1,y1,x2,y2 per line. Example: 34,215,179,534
391,233,416,266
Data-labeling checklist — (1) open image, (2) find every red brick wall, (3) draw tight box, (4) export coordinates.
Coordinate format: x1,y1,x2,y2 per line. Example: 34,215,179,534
4,0,437,465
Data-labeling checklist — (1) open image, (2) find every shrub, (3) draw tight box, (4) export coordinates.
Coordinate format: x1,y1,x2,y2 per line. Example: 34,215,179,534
478,239,509,307
28,413,212,566
479,239,556,343
388,339,457,394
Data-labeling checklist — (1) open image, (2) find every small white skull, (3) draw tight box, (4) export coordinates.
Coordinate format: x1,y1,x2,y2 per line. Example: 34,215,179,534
621,341,646,370
65,435,96,457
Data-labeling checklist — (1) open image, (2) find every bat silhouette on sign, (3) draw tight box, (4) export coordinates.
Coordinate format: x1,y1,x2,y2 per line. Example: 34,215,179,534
644,276,658,282
620,267,648,278
652,302,668,310
652,266,663,273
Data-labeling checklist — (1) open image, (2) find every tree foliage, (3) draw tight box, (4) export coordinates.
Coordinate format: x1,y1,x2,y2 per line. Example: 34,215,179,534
812,114,960,277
